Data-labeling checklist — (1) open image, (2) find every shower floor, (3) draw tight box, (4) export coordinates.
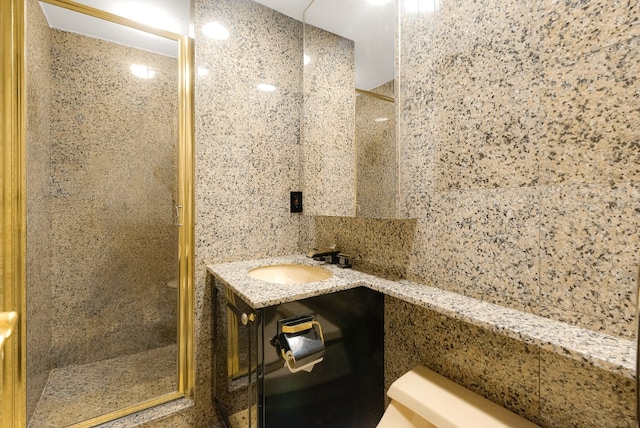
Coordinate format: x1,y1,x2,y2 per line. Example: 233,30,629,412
28,344,177,428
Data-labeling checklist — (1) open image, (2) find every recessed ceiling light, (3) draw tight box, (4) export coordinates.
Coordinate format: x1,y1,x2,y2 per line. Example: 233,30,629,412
202,22,230,40
374,117,389,122
257,83,276,92
304,54,311,65
130,64,155,79
197,67,209,77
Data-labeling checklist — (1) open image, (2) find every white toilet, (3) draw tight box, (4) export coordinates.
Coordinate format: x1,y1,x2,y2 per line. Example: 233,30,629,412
377,366,540,428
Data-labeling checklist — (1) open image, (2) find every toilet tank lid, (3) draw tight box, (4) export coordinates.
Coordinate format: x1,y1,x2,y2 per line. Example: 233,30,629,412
387,366,539,428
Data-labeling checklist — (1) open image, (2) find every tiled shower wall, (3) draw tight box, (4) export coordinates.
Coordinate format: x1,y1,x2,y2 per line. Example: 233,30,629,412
25,0,183,421
24,9,182,379
25,0,53,420
47,30,179,368
311,0,639,426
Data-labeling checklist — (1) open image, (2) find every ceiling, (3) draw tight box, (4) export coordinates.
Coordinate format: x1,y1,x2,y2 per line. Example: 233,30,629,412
43,0,191,35
41,0,394,89
253,0,395,90
40,0,190,57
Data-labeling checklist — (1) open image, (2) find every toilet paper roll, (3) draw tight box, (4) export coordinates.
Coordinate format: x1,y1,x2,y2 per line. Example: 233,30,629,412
283,351,323,373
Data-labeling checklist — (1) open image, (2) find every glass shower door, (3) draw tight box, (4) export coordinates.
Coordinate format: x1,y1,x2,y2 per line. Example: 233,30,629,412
23,0,194,426
2,0,27,425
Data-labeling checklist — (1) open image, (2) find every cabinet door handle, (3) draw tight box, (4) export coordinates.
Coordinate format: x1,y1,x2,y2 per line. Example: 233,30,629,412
175,205,183,226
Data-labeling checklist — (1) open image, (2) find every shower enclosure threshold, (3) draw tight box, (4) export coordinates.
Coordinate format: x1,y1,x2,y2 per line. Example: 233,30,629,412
28,344,177,428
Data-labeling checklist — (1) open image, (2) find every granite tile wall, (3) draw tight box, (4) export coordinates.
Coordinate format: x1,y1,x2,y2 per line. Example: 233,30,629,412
48,30,179,367
159,0,304,425
539,349,635,427
385,297,542,423
25,0,53,421
311,0,638,426
385,296,636,427
393,0,639,339
302,24,356,216
195,0,302,263
356,81,397,219
304,216,418,280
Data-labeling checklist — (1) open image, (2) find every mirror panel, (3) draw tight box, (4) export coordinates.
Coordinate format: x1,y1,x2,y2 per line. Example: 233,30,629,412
302,0,398,218
356,85,396,218
302,22,356,216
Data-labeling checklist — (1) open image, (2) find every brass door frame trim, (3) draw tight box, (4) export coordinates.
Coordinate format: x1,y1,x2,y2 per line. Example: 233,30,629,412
1,0,27,425
39,0,183,41
177,21,196,400
3,0,196,426
66,393,189,428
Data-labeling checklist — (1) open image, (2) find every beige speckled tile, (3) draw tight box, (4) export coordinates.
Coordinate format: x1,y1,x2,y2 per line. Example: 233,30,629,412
98,398,196,428
385,296,541,424
411,188,541,313
311,215,417,279
539,37,640,186
400,0,541,102
29,380,110,427
47,28,179,368
540,183,640,339
433,85,541,191
539,350,635,428
537,0,640,66
29,346,177,427
195,0,303,267
397,105,437,218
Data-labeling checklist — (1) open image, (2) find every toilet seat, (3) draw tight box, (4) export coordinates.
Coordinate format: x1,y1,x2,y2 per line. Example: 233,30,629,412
377,400,435,428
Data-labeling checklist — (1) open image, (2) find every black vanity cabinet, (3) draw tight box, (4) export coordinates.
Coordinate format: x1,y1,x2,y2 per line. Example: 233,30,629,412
213,281,384,428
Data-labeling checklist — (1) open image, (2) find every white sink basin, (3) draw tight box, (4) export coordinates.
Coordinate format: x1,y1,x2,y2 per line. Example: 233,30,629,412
247,264,332,284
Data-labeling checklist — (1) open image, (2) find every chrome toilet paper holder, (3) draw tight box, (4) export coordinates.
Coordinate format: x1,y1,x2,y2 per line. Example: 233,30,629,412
271,313,325,373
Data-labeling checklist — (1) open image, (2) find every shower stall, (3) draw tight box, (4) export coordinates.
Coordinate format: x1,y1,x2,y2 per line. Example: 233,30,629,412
2,0,196,426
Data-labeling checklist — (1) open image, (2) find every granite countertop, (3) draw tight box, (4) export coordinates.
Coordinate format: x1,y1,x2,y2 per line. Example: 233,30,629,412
207,255,636,380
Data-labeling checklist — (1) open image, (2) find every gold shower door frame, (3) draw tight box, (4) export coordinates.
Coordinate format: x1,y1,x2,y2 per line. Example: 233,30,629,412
0,0,195,426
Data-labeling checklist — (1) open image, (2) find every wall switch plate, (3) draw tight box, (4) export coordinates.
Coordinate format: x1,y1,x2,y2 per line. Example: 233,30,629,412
290,191,303,213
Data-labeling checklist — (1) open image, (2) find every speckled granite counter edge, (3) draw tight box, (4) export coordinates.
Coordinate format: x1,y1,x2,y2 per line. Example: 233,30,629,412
98,398,194,427
207,255,635,379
